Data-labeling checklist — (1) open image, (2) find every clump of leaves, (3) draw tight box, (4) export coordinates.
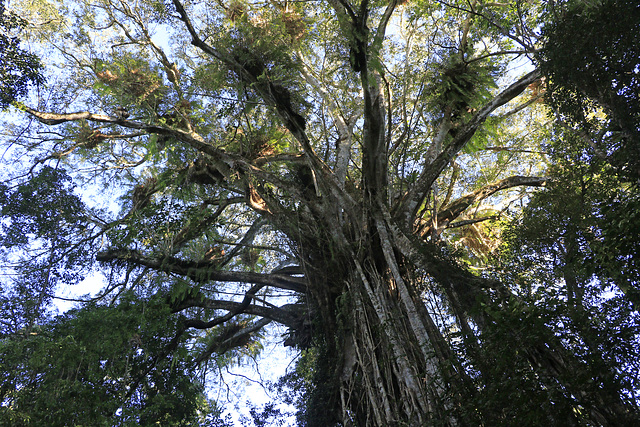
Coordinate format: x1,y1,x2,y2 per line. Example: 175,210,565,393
429,55,497,123
93,56,166,112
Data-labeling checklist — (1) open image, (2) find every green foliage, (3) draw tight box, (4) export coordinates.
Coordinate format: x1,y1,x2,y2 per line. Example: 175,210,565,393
540,0,640,177
596,191,640,301
470,293,609,426
1,167,86,248
429,56,497,124
0,0,44,109
0,167,95,334
0,292,228,426
493,125,640,415
498,128,628,291
93,56,166,113
464,116,498,154
270,347,341,427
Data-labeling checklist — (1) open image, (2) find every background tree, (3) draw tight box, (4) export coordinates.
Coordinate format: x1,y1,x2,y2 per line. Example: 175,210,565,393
0,168,232,425
537,0,640,306
540,0,640,179
1,0,638,425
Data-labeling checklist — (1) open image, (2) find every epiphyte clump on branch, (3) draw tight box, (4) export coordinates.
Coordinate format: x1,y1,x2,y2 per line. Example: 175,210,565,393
114,106,129,120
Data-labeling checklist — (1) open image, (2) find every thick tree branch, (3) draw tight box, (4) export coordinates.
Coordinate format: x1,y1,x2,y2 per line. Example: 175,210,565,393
341,1,390,201
298,55,355,187
170,0,356,212
181,283,265,330
171,1,304,132
420,175,547,236
215,217,268,268
194,318,272,364
23,105,226,159
23,106,313,210
170,0,224,61
447,216,497,229
173,0,309,134
96,249,307,293
176,297,304,331
168,202,237,254
398,69,542,225
23,107,121,126
375,1,400,45
498,91,545,119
